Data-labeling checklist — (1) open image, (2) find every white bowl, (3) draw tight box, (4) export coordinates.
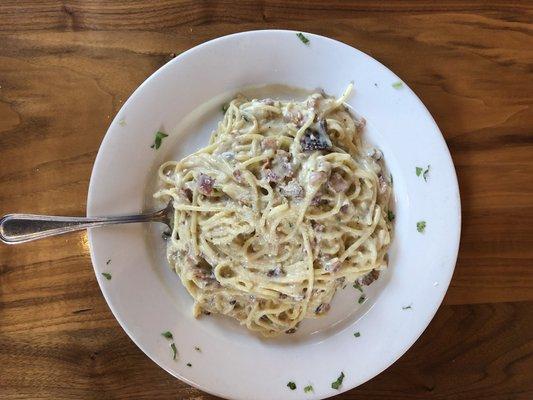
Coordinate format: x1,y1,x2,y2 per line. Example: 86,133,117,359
87,30,460,400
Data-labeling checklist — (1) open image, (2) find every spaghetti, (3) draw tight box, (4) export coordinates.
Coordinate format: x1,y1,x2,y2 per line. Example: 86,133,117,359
155,85,393,336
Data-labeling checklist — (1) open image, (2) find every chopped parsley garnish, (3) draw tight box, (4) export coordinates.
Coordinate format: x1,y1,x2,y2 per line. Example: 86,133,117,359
221,103,229,114
374,83,378,87
390,174,393,185
417,221,426,233
194,346,201,352
353,282,363,292
354,331,361,337
402,304,412,310
186,362,192,367
392,81,403,89
331,372,345,390
170,343,177,360
296,32,310,45
358,294,366,304
416,165,430,181
118,118,126,127
150,131,168,150
101,272,112,280
161,331,173,339
106,259,111,265
387,210,395,222
304,385,314,393
287,381,296,390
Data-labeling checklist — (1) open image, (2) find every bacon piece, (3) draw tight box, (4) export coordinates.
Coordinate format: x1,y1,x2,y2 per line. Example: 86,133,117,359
180,188,193,202
309,171,327,187
261,137,277,151
283,109,304,127
233,169,244,184
378,174,388,194
328,172,349,193
361,269,380,286
280,179,304,199
197,173,215,196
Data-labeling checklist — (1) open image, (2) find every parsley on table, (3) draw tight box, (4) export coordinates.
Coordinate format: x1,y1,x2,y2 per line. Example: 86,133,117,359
387,210,395,222
221,103,229,114
296,32,310,45
354,332,361,337
304,385,314,393
287,381,296,390
392,81,403,89
358,294,366,304
194,346,201,352
101,272,112,280
416,166,423,176
170,343,177,360
353,282,363,292
331,372,345,390
151,131,168,150
106,259,111,265
161,331,173,340
186,362,192,367
417,221,426,233
402,304,413,310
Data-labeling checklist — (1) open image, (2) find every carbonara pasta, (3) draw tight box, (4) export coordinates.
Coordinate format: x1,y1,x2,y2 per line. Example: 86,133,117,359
155,85,393,336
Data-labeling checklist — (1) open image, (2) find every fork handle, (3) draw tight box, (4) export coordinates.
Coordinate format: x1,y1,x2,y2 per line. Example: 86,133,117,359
0,213,155,244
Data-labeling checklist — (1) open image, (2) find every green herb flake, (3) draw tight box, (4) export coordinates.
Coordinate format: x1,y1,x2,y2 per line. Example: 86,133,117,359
390,174,393,185
417,221,426,233
161,331,173,340
331,372,345,390
106,259,111,265
353,281,363,292
118,118,126,127
170,343,177,360
354,331,361,337
416,166,423,176
423,165,430,181
304,385,314,393
387,210,395,222
392,81,403,89
186,362,192,367
402,304,413,310
287,381,296,390
358,294,366,304
221,103,229,114
296,32,310,45
151,131,168,150
194,346,201,352
101,272,112,280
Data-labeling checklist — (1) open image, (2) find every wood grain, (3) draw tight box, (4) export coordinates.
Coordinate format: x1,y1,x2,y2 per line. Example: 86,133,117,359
1,1,532,399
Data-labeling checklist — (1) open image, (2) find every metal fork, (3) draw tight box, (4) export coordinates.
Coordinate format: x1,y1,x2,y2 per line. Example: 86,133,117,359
0,202,173,244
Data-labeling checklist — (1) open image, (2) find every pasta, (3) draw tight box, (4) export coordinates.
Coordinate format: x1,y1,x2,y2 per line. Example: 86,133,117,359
154,84,393,336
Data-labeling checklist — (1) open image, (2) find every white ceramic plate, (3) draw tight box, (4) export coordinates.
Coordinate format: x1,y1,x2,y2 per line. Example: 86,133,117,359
87,30,460,400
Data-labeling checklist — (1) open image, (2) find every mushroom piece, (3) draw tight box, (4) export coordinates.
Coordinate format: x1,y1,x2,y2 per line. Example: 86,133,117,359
300,119,332,152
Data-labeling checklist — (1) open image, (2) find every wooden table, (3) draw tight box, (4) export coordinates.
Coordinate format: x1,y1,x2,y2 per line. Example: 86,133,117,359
1,1,532,399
